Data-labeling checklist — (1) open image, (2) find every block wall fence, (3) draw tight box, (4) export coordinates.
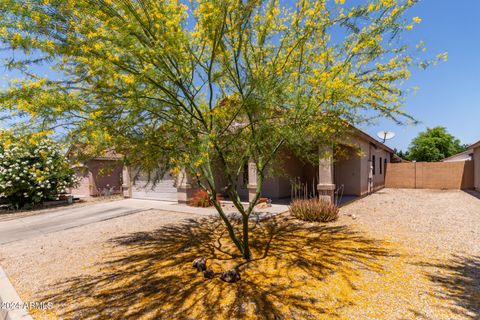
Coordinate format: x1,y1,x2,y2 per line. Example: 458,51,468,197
385,161,474,190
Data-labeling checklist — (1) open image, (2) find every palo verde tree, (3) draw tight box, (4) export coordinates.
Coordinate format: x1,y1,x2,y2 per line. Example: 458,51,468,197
0,0,440,260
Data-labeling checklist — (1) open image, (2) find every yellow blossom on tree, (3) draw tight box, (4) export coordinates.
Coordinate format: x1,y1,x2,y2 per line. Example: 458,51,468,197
0,0,442,260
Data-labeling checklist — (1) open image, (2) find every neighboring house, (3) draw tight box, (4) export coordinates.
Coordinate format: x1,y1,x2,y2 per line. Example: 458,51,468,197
442,149,474,162
122,128,395,204
471,140,480,191
69,151,123,197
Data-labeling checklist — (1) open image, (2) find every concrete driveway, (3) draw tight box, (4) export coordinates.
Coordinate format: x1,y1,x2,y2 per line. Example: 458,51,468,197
0,199,183,245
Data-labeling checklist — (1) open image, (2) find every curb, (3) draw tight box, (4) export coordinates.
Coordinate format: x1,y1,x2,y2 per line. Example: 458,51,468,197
0,266,33,320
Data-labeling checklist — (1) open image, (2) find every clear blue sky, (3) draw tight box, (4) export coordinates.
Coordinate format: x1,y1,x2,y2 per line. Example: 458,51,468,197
1,0,479,151
363,0,480,151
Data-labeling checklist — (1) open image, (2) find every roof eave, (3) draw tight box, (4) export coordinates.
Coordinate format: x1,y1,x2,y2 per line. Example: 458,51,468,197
351,127,395,154
470,140,480,149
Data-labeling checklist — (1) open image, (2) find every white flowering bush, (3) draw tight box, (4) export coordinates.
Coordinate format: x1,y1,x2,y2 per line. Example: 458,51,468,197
0,131,78,209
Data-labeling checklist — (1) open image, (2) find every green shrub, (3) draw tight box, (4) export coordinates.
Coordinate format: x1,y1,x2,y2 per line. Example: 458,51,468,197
289,198,339,222
0,131,78,209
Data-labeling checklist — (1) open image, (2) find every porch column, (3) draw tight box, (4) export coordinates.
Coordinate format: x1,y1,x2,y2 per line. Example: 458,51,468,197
177,168,199,204
317,146,335,203
122,165,132,198
247,160,259,203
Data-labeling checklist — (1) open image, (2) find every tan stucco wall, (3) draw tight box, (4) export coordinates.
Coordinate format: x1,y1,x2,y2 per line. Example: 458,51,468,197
262,152,305,199
357,139,391,196
277,154,305,198
70,160,123,196
89,160,124,195
475,147,480,191
359,140,370,196
253,135,393,200
71,166,92,197
213,166,227,193
261,176,281,199
334,147,361,196
208,158,249,199
372,145,391,191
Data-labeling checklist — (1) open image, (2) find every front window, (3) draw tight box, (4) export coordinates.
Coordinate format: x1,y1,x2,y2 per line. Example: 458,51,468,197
372,155,376,175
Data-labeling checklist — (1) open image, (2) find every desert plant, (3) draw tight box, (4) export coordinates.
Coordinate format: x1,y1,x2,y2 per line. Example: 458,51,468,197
289,198,339,222
190,190,213,208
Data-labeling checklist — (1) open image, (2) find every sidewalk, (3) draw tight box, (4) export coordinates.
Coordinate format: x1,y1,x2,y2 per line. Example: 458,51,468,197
139,199,289,219
0,266,32,320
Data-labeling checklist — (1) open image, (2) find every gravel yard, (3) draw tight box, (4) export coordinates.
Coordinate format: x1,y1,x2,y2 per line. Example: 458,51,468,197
0,189,478,319
341,188,480,255
340,188,480,319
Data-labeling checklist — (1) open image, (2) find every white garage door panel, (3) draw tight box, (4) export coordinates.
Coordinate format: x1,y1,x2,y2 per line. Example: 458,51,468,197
132,172,177,202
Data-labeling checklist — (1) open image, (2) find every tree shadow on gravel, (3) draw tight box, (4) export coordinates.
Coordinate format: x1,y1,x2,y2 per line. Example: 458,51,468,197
40,215,395,320
414,254,480,319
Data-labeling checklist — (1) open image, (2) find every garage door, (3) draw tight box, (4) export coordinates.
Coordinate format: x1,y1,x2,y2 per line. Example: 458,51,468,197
131,171,177,202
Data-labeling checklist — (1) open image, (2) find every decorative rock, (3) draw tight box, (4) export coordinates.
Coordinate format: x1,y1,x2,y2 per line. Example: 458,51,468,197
192,257,207,272
203,269,215,279
220,269,241,283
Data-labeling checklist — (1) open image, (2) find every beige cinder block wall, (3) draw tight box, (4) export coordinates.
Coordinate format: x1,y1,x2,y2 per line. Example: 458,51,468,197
385,163,416,188
416,161,474,189
475,146,480,191
385,161,474,190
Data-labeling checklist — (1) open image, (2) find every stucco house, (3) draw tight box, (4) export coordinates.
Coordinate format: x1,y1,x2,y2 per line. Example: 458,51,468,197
121,128,395,204
442,149,474,162
69,151,124,197
471,140,480,191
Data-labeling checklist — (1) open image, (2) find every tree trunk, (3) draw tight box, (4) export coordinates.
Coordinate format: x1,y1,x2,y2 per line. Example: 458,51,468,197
242,214,251,260
211,199,245,255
